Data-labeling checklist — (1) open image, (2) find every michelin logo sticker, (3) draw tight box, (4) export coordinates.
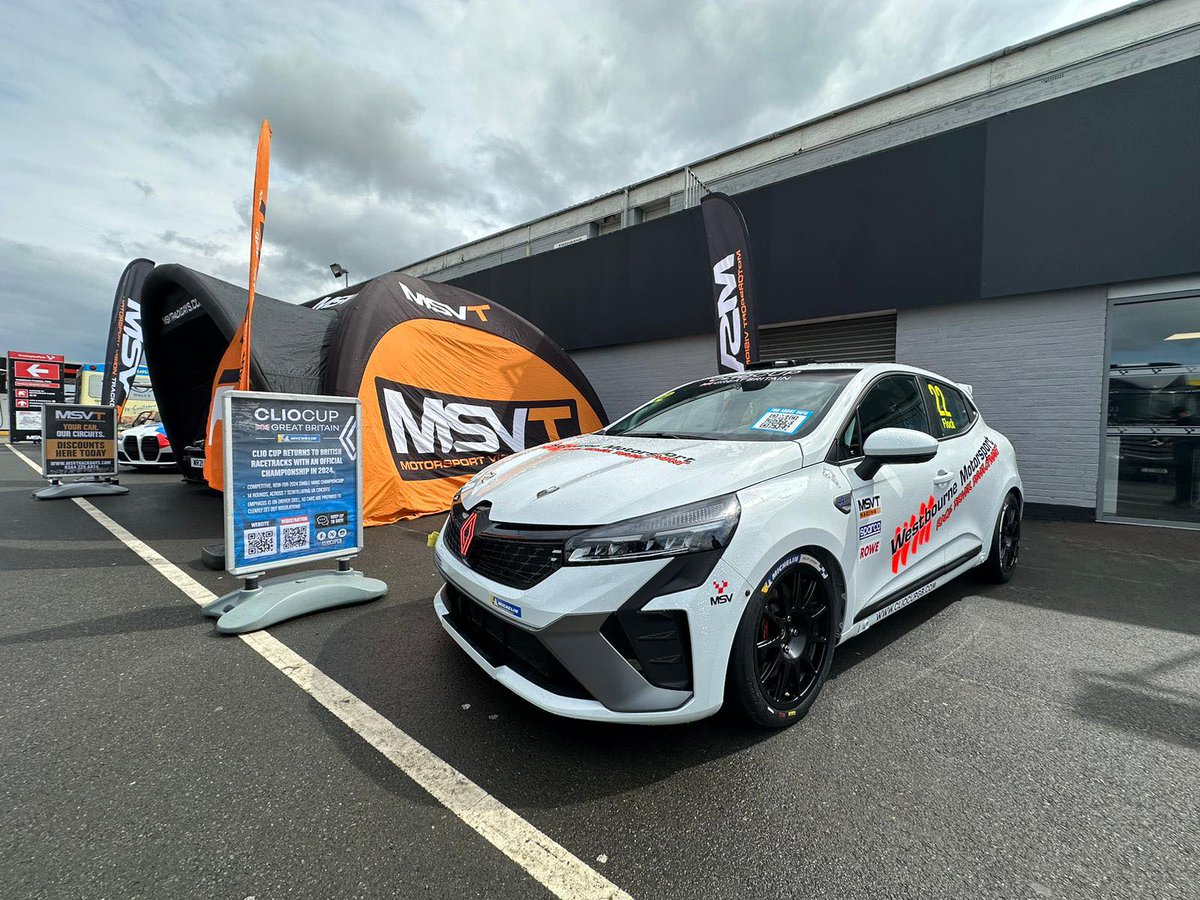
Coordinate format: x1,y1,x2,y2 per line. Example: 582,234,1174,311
491,596,522,619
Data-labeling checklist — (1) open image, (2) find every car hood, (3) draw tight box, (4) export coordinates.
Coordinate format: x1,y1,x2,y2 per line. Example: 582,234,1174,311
119,423,164,438
458,433,805,526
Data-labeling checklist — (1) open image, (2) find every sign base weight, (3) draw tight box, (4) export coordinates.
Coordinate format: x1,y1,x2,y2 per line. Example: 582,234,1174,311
34,480,129,500
202,566,387,634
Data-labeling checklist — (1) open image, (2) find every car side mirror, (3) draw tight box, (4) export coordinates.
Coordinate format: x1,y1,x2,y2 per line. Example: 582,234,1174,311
855,428,938,480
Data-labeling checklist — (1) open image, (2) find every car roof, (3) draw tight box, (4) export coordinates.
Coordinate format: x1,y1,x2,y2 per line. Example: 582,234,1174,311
722,361,973,396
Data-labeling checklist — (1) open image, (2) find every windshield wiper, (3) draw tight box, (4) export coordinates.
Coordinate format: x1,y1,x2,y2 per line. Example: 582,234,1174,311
625,431,718,440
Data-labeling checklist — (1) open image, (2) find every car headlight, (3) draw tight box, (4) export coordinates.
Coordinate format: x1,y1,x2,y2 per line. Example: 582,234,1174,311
564,494,740,564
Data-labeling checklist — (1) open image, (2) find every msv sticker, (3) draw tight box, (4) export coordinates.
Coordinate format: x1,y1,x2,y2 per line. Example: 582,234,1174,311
750,407,812,434
859,520,882,541
491,596,522,619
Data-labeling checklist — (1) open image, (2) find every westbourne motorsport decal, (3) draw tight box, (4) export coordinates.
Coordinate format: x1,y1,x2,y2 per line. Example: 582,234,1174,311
890,437,1000,574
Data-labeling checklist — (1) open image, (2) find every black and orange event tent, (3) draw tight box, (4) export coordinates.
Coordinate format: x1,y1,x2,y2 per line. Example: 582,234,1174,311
138,264,607,525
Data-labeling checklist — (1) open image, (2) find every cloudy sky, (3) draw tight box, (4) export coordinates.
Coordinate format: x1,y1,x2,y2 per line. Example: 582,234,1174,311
1,0,1127,362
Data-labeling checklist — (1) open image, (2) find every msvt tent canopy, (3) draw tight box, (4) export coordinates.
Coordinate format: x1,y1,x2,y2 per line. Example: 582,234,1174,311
140,264,607,524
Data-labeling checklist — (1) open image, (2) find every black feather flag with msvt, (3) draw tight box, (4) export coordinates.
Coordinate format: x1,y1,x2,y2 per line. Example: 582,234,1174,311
100,257,155,413
700,192,760,374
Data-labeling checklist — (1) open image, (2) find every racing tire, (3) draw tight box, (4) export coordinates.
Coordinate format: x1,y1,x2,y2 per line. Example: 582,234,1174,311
727,552,840,729
981,491,1021,583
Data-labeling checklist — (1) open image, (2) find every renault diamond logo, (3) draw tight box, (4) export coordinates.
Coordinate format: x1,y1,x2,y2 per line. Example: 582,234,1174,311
459,511,478,555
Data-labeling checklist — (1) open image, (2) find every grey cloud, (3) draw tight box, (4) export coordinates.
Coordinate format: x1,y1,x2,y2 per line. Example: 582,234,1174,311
0,238,123,363
160,230,223,257
250,182,469,302
129,178,156,199
158,48,467,205
460,0,1118,218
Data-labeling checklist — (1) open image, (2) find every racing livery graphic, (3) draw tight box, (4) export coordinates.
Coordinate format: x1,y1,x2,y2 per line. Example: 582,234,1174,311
434,362,1023,728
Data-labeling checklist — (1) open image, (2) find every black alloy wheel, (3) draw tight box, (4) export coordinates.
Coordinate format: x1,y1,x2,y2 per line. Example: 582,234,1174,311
728,553,839,728
754,568,831,709
982,491,1021,583
998,499,1020,572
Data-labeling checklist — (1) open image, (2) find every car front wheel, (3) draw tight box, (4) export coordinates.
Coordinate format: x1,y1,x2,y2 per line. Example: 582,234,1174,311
727,552,839,728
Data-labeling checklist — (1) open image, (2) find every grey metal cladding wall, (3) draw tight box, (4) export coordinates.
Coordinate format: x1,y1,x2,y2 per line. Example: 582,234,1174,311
896,287,1108,509
570,334,713,420
760,314,896,363
981,56,1200,297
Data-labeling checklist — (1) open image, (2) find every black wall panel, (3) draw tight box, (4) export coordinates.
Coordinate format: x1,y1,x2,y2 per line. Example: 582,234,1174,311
450,211,711,351
741,124,985,326
981,56,1200,297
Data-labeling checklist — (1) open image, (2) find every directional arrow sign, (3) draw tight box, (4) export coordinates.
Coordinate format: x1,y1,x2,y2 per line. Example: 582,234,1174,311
14,360,61,381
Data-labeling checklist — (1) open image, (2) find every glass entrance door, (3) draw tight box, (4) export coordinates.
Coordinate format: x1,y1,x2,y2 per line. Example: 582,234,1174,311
1102,294,1200,528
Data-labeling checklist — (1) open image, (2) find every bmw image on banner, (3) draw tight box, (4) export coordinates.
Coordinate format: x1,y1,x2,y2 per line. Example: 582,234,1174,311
40,404,118,478
223,391,363,576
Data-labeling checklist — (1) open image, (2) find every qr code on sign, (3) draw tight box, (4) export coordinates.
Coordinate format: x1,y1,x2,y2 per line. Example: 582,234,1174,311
281,522,310,552
243,526,277,558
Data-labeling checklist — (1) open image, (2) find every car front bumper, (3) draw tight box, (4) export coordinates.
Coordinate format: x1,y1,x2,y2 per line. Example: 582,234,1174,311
433,533,748,724
117,434,176,467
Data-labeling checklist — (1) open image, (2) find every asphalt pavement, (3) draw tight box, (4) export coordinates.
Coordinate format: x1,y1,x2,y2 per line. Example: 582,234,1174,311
1,444,1198,900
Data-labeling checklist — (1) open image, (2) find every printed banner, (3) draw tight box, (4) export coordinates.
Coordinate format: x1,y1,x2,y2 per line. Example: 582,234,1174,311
7,350,65,442
700,192,760,374
100,258,155,413
223,391,362,576
238,120,272,391
40,403,118,478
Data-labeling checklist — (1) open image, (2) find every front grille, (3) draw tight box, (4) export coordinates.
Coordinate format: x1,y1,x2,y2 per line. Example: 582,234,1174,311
442,582,592,700
140,435,161,461
446,504,569,590
122,436,137,459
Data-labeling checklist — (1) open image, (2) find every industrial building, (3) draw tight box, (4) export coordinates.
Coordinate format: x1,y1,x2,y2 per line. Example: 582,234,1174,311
399,0,1200,529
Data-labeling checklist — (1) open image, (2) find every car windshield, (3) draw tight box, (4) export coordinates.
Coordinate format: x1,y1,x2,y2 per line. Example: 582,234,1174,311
604,370,855,441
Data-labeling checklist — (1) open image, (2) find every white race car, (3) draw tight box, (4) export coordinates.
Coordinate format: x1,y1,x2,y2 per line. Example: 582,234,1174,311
434,362,1022,727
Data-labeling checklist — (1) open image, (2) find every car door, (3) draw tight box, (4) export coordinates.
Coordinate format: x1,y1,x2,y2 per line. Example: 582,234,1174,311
920,377,999,569
837,373,948,620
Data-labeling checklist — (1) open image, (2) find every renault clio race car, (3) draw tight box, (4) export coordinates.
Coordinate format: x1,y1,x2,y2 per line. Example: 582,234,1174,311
433,362,1022,727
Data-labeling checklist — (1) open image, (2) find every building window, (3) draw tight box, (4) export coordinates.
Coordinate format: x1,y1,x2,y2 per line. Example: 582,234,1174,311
1102,294,1200,527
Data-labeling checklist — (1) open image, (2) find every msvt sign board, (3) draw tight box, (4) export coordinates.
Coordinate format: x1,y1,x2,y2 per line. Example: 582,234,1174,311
223,391,363,577
40,403,118,478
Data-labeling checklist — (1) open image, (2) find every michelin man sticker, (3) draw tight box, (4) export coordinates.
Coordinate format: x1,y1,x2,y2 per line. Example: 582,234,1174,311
751,407,812,434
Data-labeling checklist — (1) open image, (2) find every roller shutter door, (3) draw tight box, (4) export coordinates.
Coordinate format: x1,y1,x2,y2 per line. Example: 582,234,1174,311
759,313,896,363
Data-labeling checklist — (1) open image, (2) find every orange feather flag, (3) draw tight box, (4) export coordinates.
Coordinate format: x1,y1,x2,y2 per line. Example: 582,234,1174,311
238,119,272,390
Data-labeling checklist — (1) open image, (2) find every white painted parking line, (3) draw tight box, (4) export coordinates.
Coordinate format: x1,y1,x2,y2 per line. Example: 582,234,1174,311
6,445,632,900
